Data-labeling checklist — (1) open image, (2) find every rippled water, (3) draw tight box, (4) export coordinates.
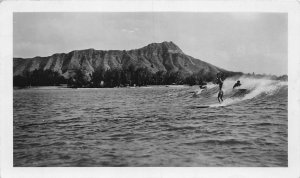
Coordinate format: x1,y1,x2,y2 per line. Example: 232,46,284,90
13,82,287,167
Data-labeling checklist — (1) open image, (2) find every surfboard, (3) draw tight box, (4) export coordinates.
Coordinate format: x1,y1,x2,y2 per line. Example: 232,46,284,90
189,105,210,109
237,89,247,92
196,106,210,108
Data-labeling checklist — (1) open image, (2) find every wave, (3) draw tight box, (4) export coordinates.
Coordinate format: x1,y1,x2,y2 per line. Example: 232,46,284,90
187,76,287,107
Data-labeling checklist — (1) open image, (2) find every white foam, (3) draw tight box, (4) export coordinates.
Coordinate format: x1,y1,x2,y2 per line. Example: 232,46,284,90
210,76,287,107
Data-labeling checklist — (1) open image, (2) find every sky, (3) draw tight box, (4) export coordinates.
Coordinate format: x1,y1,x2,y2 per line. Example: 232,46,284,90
13,12,287,75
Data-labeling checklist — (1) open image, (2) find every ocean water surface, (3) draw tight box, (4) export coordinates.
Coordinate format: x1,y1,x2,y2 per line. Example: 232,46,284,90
13,77,288,166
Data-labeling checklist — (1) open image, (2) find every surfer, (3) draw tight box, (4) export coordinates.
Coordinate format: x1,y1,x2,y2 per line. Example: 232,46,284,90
218,90,223,103
216,73,224,103
199,81,207,89
216,73,223,90
233,80,241,89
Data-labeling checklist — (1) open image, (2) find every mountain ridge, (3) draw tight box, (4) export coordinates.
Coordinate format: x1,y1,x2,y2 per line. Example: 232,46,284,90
13,41,239,83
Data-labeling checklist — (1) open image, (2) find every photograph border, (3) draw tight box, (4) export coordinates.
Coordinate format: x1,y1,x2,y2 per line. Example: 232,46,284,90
1,1,300,178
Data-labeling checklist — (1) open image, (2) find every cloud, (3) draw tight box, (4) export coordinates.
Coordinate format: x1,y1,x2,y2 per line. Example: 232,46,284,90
121,27,139,33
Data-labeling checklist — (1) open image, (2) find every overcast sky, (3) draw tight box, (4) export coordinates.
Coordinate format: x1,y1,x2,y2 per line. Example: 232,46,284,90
13,12,287,75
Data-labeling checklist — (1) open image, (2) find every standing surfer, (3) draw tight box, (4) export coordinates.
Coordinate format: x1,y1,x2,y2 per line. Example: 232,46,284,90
216,73,224,103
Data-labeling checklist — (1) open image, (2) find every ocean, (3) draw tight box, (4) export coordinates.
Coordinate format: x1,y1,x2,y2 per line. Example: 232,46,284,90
13,77,288,167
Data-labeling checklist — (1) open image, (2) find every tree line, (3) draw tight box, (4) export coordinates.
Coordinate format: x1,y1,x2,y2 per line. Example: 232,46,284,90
13,69,66,87
68,67,222,88
13,67,240,88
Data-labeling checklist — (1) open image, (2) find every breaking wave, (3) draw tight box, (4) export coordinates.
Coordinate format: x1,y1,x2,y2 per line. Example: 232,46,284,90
187,76,287,107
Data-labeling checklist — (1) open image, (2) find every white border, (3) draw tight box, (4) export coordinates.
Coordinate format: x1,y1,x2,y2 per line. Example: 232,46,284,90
1,1,300,178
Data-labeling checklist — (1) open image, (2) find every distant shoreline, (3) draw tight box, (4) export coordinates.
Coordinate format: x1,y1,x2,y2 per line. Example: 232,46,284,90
13,84,192,90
